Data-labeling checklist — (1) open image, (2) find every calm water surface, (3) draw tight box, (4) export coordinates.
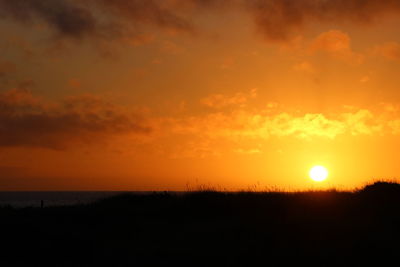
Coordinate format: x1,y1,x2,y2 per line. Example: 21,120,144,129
0,191,166,207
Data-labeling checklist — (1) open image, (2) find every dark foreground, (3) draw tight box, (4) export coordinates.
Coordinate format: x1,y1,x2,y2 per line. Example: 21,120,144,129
2,182,400,267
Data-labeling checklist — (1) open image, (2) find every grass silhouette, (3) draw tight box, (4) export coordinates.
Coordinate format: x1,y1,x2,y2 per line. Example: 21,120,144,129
1,181,400,266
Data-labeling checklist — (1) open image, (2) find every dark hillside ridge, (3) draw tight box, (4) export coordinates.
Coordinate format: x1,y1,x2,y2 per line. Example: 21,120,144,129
1,181,400,266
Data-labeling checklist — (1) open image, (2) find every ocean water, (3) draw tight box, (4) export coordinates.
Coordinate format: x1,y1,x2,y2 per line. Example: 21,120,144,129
0,191,155,208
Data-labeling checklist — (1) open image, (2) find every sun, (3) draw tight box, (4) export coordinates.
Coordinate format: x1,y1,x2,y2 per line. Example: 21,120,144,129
309,165,328,182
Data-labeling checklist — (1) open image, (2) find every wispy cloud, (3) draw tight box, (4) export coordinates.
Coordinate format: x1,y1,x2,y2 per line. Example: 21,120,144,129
373,42,400,61
293,61,315,73
309,30,364,64
201,88,257,109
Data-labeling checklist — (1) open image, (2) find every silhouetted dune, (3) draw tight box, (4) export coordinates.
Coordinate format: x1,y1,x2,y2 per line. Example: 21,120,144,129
361,181,400,195
1,182,400,266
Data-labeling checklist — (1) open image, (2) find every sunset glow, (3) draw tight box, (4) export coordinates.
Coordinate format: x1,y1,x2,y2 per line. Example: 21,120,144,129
3,2,400,267
1,1,400,191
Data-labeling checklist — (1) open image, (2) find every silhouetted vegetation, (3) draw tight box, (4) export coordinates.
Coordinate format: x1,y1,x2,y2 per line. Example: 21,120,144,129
1,182,400,266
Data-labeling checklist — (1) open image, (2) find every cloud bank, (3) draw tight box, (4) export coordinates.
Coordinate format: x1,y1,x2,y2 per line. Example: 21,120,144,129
0,89,151,149
1,0,400,41
0,0,194,41
171,109,384,141
168,91,400,145
1,88,400,156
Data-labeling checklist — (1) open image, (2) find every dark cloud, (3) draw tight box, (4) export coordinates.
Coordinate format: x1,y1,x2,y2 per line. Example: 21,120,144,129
245,0,400,40
0,89,151,149
0,0,98,39
0,0,194,40
1,0,400,42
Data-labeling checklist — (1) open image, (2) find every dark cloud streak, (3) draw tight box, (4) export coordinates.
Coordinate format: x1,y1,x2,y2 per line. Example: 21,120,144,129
0,89,151,149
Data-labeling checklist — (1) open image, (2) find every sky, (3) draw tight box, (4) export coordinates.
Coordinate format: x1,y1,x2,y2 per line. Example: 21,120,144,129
2,0,400,190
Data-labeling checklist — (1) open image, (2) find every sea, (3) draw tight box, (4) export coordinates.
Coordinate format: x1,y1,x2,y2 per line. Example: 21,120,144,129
0,191,163,208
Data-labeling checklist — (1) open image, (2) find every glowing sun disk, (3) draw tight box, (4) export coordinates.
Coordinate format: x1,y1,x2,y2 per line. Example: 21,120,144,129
309,166,328,182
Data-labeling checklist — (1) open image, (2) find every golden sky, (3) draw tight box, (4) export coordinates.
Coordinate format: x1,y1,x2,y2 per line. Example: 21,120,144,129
1,0,400,190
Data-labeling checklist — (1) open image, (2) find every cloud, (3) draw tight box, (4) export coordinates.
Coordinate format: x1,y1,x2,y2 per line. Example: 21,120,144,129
160,40,184,54
220,57,236,69
153,103,400,158
234,148,262,155
0,0,98,39
341,109,382,135
96,0,194,33
0,89,151,149
360,76,370,83
4,36,35,58
67,78,82,89
1,0,400,43
373,42,400,61
0,0,193,41
121,33,156,47
201,88,257,108
285,30,364,65
141,100,400,158
388,120,400,134
168,105,399,143
244,0,400,41
310,30,352,53
309,30,364,64
293,61,315,73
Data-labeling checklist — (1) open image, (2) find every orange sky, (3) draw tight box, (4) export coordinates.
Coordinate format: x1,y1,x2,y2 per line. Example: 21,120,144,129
1,0,400,190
